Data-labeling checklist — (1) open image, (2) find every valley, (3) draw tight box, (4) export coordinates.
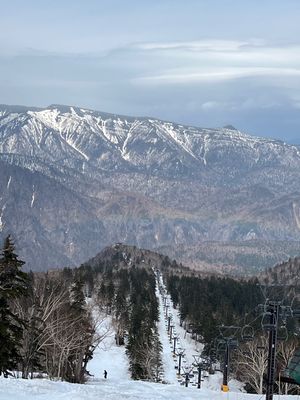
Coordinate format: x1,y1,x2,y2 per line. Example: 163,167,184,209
1,105,300,273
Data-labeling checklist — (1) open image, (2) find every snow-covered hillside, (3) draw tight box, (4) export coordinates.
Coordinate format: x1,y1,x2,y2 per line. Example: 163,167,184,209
0,303,295,400
1,104,300,273
155,271,245,392
0,275,297,400
1,104,300,178
0,375,296,400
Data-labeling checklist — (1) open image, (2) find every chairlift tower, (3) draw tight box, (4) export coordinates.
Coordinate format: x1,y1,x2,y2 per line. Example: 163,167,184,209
167,314,172,333
192,354,210,389
217,325,240,392
169,324,174,341
260,300,294,400
181,365,193,387
165,304,169,318
175,348,185,375
257,294,298,400
173,335,178,354
265,301,279,400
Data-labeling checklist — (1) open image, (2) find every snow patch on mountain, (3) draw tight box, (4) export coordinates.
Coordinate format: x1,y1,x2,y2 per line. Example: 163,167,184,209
7,176,12,189
0,214,3,232
2,104,300,271
31,185,35,208
292,202,300,230
1,104,300,177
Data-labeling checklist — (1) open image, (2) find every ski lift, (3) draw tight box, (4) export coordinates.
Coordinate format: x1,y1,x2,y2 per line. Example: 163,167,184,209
262,312,276,331
218,325,240,339
209,345,217,361
213,337,220,349
277,325,288,341
281,306,293,324
205,344,216,364
241,325,254,341
216,340,227,355
201,357,211,370
228,338,238,349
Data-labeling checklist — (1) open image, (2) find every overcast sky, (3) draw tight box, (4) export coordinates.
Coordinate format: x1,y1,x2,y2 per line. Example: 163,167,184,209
1,0,300,142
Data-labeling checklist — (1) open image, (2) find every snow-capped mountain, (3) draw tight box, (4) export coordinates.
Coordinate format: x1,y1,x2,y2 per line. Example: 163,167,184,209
1,104,300,180
1,104,300,271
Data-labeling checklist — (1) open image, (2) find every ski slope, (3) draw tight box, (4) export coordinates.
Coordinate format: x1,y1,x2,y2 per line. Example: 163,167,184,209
0,288,297,399
156,271,244,392
87,314,129,382
0,373,295,400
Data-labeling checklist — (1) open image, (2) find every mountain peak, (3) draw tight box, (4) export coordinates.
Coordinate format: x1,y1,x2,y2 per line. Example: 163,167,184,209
1,104,300,272
223,124,238,131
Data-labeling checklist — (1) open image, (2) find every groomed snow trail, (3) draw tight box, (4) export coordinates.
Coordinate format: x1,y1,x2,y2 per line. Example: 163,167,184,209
0,293,295,399
156,271,244,392
1,375,294,400
156,283,178,384
87,310,129,383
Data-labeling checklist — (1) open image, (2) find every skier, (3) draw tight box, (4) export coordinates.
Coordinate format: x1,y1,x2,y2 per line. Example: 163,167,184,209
104,370,107,379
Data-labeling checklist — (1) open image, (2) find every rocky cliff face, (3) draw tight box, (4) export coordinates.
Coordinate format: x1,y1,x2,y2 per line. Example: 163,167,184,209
0,104,300,272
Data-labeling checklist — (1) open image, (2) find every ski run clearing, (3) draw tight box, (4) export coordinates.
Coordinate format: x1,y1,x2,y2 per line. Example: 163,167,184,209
0,273,297,400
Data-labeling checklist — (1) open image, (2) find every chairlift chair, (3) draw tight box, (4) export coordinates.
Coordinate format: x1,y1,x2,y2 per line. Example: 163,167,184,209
262,312,276,331
277,325,288,341
241,325,254,341
208,346,217,363
201,357,211,370
216,340,227,355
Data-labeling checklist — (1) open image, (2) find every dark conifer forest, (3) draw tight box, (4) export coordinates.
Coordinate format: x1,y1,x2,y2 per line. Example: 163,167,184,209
0,238,299,394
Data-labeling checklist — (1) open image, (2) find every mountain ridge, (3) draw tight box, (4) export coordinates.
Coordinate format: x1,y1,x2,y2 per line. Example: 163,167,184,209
1,104,300,272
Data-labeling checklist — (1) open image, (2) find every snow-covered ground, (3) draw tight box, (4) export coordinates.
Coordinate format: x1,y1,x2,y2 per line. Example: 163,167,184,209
87,314,129,382
155,272,244,392
156,283,179,384
0,373,295,400
0,286,297,399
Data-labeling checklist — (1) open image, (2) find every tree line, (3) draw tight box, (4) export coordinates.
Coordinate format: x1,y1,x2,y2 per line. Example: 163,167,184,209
0,235,98,383
0,237,162,383
81,260,162,381
165,273,263,345
164,270,300,395
1,235,299,393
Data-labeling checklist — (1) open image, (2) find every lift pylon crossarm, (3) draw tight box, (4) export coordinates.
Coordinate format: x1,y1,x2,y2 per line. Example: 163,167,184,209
259,298,300,400
218,325,240,339
192,354,202,364
181,365,194,387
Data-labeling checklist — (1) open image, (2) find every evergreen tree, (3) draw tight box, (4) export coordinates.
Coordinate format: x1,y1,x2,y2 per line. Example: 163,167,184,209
126,268,160,380
0,235,29,376
69,278,86,313
66,278,94,383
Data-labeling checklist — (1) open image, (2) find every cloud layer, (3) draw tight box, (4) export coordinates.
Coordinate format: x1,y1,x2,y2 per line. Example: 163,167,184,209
1,1,300,142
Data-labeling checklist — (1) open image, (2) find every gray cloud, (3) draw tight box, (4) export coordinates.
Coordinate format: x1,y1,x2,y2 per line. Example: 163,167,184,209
0,38,299,142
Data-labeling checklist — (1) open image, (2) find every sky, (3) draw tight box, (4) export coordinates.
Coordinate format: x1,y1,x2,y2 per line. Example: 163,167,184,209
0,0,300,143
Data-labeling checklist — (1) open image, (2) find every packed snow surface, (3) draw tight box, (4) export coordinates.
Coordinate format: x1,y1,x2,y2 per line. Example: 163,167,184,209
0,375,295,400
0,286,297,399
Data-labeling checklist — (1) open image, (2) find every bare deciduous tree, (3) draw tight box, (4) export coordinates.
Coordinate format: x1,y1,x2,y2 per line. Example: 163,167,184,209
13,274,110,383
235,335,268,394
277,338,300,395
